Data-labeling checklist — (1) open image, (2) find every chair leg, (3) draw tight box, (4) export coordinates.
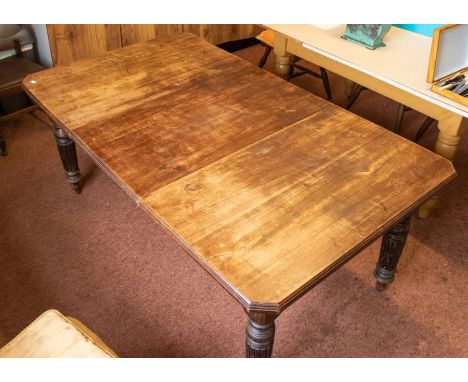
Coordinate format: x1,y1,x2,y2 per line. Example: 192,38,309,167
258,46,272,68
414,117,435,142
345,84,363,110
290,63,319,78
0,132,6,156
393,103,406,134
319,67,332,100
345,79,356,99
289,64,333,100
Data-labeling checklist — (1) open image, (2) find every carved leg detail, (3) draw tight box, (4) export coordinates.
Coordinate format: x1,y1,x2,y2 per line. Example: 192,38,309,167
54,125,81,194
245,312,277,358
374,216,411,290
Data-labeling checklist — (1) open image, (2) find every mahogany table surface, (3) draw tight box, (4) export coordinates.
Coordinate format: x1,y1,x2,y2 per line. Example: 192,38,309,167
22,33,455,314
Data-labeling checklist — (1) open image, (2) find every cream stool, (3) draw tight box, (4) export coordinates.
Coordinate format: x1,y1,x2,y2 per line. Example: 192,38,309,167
0,309,117,358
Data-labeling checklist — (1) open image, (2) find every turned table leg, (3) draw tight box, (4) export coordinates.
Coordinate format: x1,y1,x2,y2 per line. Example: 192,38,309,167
374,216,411,290
245,312,277,358
275,54,293,80
274,33,293,80
54,125,81,194
418,116,465,219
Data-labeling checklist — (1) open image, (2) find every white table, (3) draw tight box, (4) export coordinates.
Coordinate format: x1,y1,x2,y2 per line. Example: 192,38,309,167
266,24,467,217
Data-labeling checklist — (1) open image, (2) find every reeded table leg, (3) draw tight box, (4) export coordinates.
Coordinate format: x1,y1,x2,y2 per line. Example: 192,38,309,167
245,312,277,358
54,125,81,194
374,216,411,290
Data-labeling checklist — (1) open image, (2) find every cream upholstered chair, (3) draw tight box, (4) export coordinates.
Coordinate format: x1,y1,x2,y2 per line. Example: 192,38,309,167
0,309,117,358
256,30,332,100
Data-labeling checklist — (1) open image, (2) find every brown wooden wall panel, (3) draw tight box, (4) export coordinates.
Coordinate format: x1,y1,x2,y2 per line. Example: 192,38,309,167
47,24,260,66
120,24,260,47
47,24,122,66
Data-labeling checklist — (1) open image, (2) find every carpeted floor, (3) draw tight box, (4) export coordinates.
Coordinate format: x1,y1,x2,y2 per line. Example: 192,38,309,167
0,44,466,357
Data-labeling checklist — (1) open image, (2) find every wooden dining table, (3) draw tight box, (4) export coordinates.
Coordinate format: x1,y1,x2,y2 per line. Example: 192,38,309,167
22,33,455,357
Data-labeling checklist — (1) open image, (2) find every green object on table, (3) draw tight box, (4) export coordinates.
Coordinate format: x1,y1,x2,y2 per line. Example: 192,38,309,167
342,24,392,50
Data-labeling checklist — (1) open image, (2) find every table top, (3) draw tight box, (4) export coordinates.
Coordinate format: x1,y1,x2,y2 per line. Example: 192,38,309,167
265,24,468,118
23,33,455,313
23,33,327,198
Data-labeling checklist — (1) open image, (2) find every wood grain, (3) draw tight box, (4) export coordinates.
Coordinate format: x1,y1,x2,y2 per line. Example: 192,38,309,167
0,310,117,357
23,33,455,314
24,33,327,197
47,25,122,66
121,24,260,47
144,105,455,310
47,25,260,65
266,25,466,220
